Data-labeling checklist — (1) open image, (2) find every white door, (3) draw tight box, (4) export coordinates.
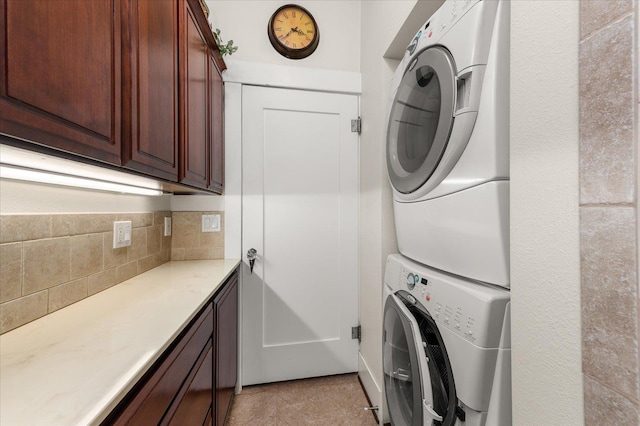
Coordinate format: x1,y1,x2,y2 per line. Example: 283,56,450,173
242,85,359,385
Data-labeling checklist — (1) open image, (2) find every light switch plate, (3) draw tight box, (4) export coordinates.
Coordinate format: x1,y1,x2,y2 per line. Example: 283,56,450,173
202,214,220,232
164,217,172,236
113,221,132,248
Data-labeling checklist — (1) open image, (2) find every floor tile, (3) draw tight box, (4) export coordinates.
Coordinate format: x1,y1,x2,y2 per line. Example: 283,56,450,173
228,374,378,426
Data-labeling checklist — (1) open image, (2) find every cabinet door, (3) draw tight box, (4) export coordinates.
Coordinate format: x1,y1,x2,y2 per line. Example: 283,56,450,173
123,0,179,181
179,0,209,189
0,0,122,165
168,342,213,426
208,55,224,193
214,272,238,426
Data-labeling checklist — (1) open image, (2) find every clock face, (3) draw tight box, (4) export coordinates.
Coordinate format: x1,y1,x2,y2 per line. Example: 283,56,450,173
268,4,319,59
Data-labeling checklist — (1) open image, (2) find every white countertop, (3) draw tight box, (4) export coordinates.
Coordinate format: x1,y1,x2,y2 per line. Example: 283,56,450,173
0,259,240,426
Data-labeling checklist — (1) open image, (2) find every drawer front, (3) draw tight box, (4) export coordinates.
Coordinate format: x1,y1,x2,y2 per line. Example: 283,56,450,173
111,303,213,425
167,342,213,426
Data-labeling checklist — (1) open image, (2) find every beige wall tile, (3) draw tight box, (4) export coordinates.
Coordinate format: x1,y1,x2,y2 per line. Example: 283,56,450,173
172,224,200,249
579,16,635,204
88,268,118,296
154,211,172,226
171,248,186,261
70,234,104,280
0,215,51,243
52,214,115,237
147,225,162,254
184,247,214,260
172,211,203,225
584,375,640,426
116,261,138,283
200,229,224,248
0,243,22,303
581,207,638,399
117,213,153,228
162,233,172,251
211,247,224,259
104,232,128,269
49,278,88,312
138,255,161,275
156,248,171,264
580,0,633,40
0,291,48,334
23,238,70,295
127,227,147,261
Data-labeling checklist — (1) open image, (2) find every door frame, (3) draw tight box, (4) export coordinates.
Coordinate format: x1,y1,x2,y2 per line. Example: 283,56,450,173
222,59,361,392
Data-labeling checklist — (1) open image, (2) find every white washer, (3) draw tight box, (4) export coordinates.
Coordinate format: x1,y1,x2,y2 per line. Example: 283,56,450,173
386,0,510,287
383,254,511,425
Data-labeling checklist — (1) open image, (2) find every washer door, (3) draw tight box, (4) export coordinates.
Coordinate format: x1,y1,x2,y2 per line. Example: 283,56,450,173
383,292,458,426
387,47,456,195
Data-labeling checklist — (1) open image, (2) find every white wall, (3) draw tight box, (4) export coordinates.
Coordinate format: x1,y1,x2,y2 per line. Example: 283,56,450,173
207,0,361,73
358,1,418,421
510,1,584,424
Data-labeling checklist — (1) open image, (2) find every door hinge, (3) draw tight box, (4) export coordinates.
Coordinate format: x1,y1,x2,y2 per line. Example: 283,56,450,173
351,117,361,134
352,325,361,342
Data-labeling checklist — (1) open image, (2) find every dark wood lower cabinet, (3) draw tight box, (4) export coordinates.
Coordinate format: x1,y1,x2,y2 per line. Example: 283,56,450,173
104,268,238,426
214,272,238,426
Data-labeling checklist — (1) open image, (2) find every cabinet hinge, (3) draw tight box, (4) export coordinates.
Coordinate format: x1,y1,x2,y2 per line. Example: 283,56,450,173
352,325,361,342
351,117,361,134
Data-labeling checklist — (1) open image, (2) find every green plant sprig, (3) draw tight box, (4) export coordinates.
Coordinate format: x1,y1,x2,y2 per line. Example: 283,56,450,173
213,28,238,57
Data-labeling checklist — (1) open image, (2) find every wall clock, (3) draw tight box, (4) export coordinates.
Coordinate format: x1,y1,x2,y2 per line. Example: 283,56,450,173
267,4,319,59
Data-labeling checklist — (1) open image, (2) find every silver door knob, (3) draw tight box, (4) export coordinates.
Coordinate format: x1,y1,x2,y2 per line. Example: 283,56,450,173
247,248,257,274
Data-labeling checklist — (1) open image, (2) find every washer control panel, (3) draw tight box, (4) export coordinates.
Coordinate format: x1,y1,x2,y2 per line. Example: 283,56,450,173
385,255,509,349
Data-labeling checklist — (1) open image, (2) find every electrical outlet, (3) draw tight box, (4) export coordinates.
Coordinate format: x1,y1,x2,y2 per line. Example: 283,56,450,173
202,214,220,232
113,221,132,248
164,217,172,237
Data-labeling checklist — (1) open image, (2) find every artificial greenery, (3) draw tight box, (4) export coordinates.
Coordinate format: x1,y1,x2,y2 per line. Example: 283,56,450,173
213,28,238,57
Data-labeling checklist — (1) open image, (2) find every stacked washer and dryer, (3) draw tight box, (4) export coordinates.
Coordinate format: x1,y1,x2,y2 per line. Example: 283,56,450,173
382,1,511,425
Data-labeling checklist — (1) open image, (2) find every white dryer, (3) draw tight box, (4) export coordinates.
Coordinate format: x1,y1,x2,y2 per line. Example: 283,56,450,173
383,254,511,425
386,0,510,287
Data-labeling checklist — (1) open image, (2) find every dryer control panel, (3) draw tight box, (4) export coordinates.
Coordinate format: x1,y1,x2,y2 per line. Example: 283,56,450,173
385,254,509,349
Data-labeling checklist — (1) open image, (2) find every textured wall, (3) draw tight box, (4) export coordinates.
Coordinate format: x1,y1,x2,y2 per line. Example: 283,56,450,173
358,1,414,421
579,1,640,423
510,1,584,424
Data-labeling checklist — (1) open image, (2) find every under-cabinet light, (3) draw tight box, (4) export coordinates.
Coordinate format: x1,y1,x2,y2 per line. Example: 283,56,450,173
0,165,164,196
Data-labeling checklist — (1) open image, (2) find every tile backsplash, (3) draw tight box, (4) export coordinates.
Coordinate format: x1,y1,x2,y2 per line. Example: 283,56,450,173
170,211,225,261
0,210,226,334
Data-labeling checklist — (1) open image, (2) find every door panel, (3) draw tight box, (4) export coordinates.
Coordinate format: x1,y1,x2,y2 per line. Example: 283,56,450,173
242,86,359,385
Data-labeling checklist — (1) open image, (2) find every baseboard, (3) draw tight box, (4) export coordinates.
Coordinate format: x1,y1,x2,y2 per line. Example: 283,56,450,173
358,352,389,425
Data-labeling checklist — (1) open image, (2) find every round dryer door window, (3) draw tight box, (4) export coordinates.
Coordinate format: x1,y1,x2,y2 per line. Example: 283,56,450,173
387,47,456,194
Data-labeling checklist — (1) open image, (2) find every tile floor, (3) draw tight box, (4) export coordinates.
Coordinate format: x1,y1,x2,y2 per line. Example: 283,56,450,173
226,373,379,425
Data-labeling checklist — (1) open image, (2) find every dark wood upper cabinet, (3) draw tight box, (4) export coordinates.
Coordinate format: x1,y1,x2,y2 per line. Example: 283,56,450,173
209,55,224,193
1,0,225,193
179,0,209,190
122,0,180,181
0,0,122,165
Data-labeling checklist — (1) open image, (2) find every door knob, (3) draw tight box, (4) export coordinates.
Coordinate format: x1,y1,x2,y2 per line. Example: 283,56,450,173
247,248,257,274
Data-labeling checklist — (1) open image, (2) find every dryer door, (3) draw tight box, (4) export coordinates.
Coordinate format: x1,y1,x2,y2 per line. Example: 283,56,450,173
383,293,459,426
387,47,456,195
